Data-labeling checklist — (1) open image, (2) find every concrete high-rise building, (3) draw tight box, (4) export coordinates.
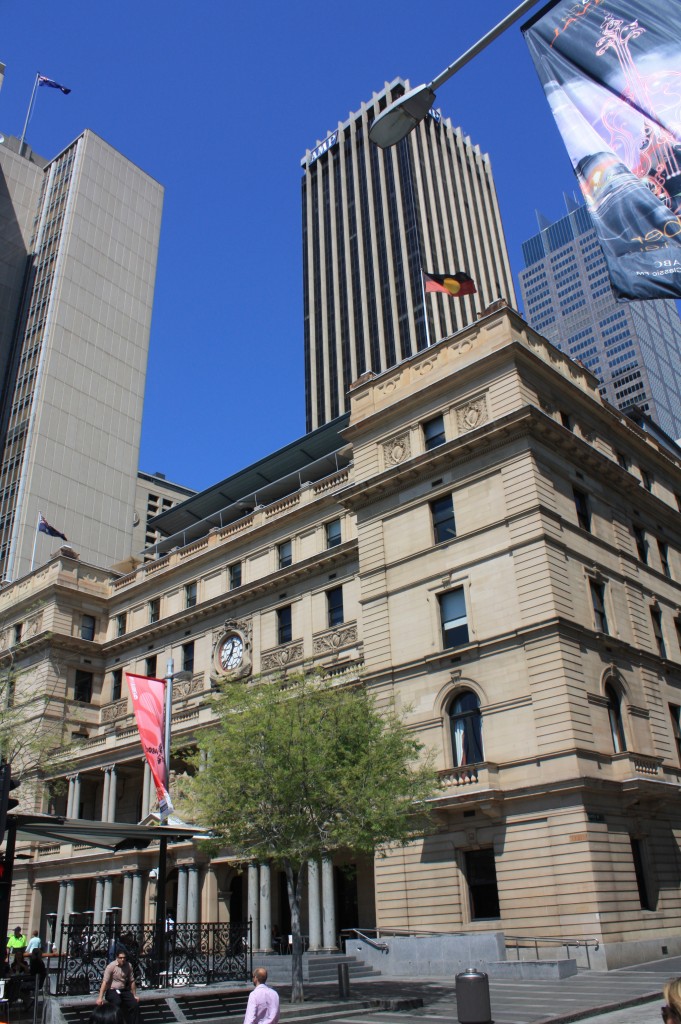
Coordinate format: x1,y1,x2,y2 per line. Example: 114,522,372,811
0,130,164,582
519,201,681,439
301,78,516,432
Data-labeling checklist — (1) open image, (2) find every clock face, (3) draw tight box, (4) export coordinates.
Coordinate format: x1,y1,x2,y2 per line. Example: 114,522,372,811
219,634,244,671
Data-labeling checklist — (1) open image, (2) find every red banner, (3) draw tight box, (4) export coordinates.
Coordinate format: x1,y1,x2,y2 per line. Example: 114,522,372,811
126,674,173,818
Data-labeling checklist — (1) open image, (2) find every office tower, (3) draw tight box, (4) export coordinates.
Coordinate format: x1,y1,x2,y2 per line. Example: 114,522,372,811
0,130,164,581
133,471,196,560
301,78,516,431
519,200,681,440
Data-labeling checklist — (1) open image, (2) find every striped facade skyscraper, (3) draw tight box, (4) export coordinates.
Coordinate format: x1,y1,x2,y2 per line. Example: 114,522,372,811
301,78,516,432
0,130,163,581
519,201,681,440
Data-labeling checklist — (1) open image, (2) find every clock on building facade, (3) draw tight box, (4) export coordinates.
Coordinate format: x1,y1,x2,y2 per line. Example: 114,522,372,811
211,619,251,682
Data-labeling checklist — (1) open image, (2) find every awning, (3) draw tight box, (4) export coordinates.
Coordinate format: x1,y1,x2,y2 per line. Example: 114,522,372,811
12,815,203,851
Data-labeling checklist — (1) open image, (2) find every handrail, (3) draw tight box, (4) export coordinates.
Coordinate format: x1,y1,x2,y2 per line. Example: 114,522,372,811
340,928,389,952
505,934,600,969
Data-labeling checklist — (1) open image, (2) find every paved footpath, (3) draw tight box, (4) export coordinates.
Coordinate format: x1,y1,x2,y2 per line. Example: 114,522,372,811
276,954,681,1024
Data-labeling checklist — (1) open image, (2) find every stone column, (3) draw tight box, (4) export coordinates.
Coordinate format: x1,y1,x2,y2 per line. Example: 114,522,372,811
122,874,133,925
66,776,75,818
247,863,259,948
148,768,157,814
56,882,67,953
321,855,337,951
258,862,272,952
101,767,111,822
94,878,105,925
187,866,200,924
103,876,113,915
130,872,143,926
307,858,322,951
107,766,118,823
72,774,82,819
64,880,75,922
141,761,151,819
176,866,188,924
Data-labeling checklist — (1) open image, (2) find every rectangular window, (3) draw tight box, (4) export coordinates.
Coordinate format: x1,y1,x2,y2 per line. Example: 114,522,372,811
327,586,344,628
658,539,671,579
670,704,681,764
116,613,127,637
616,451,629,470
325,519,342,548
277,605,292,645
182,641,195,674
74,670,93,703
278,540,292,569
431,495,456,544
111,669,122,702
149,598,160,624
590,580,608,634
12,623,22,645
641,468,653,492
633,525,648,563
423,414,446,450
464,848,500,919
185,582,197,608
229,562,242,589
81,614,96,642
630,838,655,910
573,488,591,532
439,588,469,648
651,607,667,658
145,655,157,678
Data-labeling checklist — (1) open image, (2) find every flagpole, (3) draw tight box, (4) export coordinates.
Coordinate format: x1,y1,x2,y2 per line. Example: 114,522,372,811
154,658,174,985
421,271,433,348
30,512,41,573
19,74,40,155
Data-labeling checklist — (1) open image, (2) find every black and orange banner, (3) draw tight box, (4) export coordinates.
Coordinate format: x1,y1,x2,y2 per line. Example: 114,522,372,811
423,271,477,297
523,0,681,300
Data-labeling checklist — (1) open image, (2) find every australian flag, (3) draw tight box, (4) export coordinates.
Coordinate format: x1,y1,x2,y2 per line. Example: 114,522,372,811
38,75,71,95
39,513,67,542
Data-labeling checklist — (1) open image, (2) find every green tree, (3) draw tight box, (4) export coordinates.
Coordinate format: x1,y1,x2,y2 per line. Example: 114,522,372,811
183,672,438,1002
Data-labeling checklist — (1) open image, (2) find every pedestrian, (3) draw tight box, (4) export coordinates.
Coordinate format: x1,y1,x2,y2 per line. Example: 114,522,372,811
26,931,41,958
6,926,26,963
663,979,681,1024
244,967,280,1024
96,950,140,1024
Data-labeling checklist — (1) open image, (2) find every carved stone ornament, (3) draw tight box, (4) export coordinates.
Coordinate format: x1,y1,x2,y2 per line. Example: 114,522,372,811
173,675,203,700
101,700,128,723
455,396,488,433
312,623,358,655
261,641,304,673
382,432,411,467
211,617,252,683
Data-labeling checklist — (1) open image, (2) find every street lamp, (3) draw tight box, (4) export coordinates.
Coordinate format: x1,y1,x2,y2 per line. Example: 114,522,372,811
369,0,540,148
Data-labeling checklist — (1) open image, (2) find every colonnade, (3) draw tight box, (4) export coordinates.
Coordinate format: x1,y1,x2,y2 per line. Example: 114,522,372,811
247,855,337,951
65,760,157,823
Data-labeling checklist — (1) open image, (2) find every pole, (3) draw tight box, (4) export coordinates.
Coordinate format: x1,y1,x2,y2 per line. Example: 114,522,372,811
19,74,40,154
0,819,17,963
30,513,41,573
154,659,174,986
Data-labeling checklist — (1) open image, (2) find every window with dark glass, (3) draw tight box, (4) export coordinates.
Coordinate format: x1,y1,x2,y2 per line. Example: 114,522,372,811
182,641,195,674
111,669,122,702
431,495,456,544
641,468,653,492
439,588,469,648
651,607,666,658
149,598,160,624
145,655,157,678
630,837,655,910
464,849,500,919
670,704,681,764
12,623,21,645
450,692,483,767
229,562,242,589
423,414,446,450
633,525,648,563
185,582,197,608
658,539,671,578
278,540,292,569
74,670,93,703
325,519,342,548
560,411,572,430
616,451,629,469
327,586,344,627
573,488,591,532
606,682,626,753
81,614,96,641
590,580,608,633
116,613,127,637
277,605,292,645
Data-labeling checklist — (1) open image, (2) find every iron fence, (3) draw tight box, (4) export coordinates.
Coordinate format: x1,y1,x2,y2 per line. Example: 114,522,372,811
55,918,251,995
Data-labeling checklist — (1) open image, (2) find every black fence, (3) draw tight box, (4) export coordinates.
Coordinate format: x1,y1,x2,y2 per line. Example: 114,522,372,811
55,920,251,995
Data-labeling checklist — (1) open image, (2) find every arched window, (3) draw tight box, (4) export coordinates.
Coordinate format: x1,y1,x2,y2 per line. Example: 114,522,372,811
449,691,484,767
606,682,627,753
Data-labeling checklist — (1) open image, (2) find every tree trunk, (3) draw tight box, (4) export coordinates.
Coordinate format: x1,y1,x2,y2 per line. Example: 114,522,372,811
283,859,305,1003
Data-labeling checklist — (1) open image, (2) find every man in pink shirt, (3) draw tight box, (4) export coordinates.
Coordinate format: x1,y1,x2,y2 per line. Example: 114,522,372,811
243,967,280,1024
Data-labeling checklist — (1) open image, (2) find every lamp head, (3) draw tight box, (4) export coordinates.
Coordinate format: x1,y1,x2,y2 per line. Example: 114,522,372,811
369,84,436,148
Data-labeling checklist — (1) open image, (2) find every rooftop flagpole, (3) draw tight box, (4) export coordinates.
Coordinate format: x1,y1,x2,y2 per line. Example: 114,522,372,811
19,73,40,155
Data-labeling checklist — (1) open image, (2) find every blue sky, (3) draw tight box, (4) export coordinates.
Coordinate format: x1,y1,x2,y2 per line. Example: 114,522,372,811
1,0,579,493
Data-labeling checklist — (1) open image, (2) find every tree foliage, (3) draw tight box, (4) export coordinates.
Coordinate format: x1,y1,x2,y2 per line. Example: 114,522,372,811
182,672,438,1001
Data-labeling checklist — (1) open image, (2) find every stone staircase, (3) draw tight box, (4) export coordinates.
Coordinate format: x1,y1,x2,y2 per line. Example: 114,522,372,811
306,954,382,984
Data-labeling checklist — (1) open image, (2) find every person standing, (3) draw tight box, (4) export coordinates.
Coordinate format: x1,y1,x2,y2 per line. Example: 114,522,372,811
243,967,280,1024
96,950,140,1024
6,926,26,963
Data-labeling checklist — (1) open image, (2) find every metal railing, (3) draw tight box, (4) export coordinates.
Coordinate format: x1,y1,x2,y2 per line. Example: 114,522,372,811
505,934,600,969
339,928,389,952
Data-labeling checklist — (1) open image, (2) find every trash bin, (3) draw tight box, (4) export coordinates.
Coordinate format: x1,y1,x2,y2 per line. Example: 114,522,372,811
455,969,492,1024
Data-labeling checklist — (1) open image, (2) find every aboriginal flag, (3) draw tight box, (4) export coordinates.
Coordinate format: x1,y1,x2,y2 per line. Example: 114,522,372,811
423,271,477,297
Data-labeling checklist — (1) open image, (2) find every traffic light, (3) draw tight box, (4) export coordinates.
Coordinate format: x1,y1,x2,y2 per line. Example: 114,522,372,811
0,763,19,846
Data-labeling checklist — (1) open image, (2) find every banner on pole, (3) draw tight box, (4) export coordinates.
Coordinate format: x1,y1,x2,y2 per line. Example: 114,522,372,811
127,674,173,818
523,0,681,300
